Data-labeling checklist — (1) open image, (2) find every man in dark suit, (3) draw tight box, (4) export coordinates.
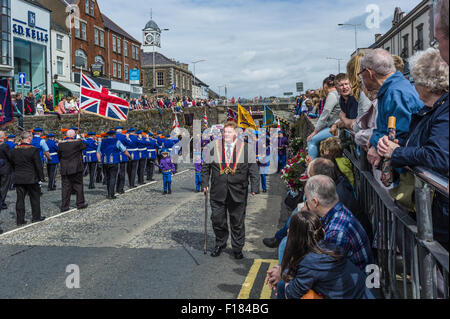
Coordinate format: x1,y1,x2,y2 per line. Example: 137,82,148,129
0,131,13,210
10,131,45,226
58,130,88,213
202,121,260,259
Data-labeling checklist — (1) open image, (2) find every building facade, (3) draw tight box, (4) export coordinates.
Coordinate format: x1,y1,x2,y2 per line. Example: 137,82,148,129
11,0,51,96
0,0,13,79
370,0,438,78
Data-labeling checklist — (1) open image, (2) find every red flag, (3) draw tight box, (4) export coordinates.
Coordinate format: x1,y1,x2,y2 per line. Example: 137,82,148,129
173,113,180,129
227,108,238,122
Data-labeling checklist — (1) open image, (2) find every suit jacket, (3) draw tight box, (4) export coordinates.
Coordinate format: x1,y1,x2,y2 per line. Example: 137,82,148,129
10,144,44,184
0,142,12,175
202,139,260,203
58,139,86,176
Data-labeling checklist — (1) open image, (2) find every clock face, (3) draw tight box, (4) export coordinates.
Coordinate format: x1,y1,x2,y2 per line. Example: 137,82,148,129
145,33,154,44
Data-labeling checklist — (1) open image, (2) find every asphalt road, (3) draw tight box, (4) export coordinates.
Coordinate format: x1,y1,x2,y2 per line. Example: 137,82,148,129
0,164,289,299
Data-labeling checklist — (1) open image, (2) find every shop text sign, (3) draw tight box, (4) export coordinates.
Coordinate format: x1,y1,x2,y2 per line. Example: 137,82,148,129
12,11,49,44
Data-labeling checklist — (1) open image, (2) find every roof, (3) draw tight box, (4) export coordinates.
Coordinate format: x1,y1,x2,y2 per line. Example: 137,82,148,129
142,51,177,66
51,21,69,34
144,20,160,32
23,0,51,12
101,13,141,44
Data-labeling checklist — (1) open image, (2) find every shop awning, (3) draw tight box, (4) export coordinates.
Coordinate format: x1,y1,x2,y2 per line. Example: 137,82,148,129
56,81,81,97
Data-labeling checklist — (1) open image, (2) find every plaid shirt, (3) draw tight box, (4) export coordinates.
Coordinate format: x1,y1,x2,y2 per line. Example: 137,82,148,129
322,202,374,270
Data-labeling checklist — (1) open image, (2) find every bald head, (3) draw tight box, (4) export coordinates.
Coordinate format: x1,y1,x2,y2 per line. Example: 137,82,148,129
67,130,76,138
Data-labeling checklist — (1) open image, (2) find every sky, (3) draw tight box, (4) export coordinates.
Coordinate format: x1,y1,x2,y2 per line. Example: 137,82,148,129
97,0,420,98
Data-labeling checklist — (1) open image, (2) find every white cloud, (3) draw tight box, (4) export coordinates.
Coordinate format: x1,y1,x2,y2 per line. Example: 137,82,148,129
98,0,422,98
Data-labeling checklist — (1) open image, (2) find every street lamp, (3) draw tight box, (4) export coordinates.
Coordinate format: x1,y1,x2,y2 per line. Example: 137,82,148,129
192,59,206,99
338,23,361,53
326,57,344,74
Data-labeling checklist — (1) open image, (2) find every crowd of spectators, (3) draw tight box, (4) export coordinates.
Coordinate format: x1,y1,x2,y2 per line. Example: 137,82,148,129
265,0,448,299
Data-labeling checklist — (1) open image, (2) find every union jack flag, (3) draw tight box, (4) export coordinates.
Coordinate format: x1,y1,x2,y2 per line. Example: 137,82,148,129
227,108,238,122
80,73,130,122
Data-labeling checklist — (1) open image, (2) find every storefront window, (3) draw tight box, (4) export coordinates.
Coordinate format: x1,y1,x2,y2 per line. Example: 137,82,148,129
75,49,87,69
13,38,47,95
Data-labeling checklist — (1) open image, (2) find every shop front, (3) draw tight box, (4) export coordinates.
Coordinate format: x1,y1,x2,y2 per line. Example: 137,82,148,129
111,80,131,99
11,0,51,98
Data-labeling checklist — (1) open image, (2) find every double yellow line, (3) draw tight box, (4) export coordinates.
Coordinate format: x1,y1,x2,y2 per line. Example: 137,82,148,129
237,259,278,299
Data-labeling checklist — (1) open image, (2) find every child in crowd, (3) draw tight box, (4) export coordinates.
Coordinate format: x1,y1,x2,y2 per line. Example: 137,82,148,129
277,210,377,299
158,149,176,195
319,137,354,187
194,153,203,192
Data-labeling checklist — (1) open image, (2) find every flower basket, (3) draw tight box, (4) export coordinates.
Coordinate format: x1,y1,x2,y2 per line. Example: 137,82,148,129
281,149,307,192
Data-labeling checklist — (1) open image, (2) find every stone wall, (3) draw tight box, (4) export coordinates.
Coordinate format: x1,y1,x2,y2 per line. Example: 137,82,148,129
292,114,315,150
2,107,220,138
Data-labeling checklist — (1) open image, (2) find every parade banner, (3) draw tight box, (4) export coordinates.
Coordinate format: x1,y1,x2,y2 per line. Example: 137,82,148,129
238,104,257,130
263,105,275,128
0,79,14,127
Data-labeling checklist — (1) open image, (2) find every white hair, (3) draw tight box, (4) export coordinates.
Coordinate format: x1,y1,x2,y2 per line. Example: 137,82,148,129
361,48,396,76
305,175,339,207
409,48,449,94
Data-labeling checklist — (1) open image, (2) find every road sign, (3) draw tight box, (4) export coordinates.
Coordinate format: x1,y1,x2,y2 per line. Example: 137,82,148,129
283,92,293,96
19,73,26,85
296,82,304,92
129,69,140,85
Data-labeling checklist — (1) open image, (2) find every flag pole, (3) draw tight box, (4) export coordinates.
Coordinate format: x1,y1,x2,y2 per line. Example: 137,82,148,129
78,66,83,135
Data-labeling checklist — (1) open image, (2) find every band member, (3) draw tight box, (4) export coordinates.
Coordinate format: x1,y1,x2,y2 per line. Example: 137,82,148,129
126,128,140,188
146,133,159,181
115,127,131,194
202,121,260,259
31,127,51,195
97,130,131,199
5,135,17,149
10,131,46,226
277,131,289,172
158,149,176,195
136,130,148,185
83,132,99,189
58,130,89,213
45,134,59,191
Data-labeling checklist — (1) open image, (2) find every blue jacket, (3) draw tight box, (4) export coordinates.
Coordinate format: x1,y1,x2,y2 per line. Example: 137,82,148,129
284,242,378,299
392,93,449,248
83,138,98,163
100,138,122,164
138,138,150,159
5,141,16,149
158,156,176,172
116,133,131,163
147,138,159,160
128,135,140,161
370,71,424,149
46,139,59,164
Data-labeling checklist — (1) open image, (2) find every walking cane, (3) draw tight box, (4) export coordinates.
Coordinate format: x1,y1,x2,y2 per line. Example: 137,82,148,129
204,190,208,255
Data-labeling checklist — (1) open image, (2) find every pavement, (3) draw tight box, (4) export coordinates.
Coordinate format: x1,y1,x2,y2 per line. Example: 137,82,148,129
0,163,290,299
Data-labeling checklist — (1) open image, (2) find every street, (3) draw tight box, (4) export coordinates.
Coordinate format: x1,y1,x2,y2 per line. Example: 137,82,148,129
0,164,288,299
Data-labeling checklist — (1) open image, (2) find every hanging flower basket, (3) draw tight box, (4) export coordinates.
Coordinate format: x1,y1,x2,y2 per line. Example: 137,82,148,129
281,149,307,192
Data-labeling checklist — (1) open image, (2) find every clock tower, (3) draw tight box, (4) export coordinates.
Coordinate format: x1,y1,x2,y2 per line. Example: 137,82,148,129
143,14,161,53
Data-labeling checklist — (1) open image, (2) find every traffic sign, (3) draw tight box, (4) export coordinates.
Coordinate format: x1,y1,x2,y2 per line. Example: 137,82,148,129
19,73,26,85
283,92,293,96
296,82,304,92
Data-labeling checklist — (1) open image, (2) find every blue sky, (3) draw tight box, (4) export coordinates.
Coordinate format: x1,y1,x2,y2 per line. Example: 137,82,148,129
98,0,420,98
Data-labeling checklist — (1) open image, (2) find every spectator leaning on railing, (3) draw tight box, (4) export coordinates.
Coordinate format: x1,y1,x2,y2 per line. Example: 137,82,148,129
359,49,424,169
377,48,449,249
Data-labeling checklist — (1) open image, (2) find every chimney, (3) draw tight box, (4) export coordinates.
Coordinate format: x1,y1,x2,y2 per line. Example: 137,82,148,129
375,33,382,42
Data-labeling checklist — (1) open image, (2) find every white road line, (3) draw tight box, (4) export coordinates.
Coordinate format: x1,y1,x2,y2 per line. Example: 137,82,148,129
0,169,192,239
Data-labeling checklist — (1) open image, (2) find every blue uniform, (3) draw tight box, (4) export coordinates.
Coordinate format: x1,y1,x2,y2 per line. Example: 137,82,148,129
46,139,60,164
138,137,150,160
5,141,16,149
116,133,131,163
147,138,159,160
83,138,98,163
98,138,126,164
32,135,49,163
128,135,141,161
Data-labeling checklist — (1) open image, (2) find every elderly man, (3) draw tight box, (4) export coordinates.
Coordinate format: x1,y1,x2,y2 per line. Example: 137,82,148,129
265,175,373,293
10,132,45,226
359,49,424,168
58,129,88,213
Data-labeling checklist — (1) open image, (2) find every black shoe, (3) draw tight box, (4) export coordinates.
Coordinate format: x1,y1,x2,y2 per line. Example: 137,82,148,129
107,196,117,200
60,208,70,213
163,191,168,195
233,251,244,260
117,190,125,195
78,204,88,210
88,186,95,189
32,216,46,223
263,237,281,248
168,189,172,194
1,204,7,210
0,228,3,234
16,221,27,226
263,189,267,193
211,245,226,257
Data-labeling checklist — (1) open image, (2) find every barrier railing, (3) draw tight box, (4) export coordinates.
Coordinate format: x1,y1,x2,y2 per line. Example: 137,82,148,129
340,129,449,299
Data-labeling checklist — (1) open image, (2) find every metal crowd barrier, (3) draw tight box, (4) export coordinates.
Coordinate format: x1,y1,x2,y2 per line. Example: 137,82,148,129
340,129,449,299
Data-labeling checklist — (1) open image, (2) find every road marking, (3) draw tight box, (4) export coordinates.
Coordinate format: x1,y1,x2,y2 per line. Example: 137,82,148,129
0,169,192,239
237,259,278,299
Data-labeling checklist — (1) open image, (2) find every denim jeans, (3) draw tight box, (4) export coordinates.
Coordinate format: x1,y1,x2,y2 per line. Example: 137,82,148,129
275,208,299,241
307,128,334,159
260,174,267,191
278,154,287,172
195,172,202,191
162,172,172,192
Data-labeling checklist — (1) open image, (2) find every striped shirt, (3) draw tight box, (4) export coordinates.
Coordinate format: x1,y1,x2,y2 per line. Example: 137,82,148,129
321,202,374,270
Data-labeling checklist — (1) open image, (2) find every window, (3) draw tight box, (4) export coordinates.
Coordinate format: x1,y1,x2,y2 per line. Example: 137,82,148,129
117,62,122,78
175,73,179,88
85,0,89,14
1,0,11,66
117,38,121,54
81,22,87,40
112,35,116,52
131,45,135,59
124,41,128,57
402,34,409,59
94,28,99,45
157,72,164,86
415,25,424,51
94,55,104,75
56,34,63,51
90,0,95,16
75,24,80,38
113,61,117,77
75,49,87,69
182,75,185,89
57,57,63,75
14,38,47,93
124,64,129,80
100,30,104,47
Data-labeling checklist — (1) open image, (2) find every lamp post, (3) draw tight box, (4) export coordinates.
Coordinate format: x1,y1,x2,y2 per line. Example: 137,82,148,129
326,57,344,74
192,59,206,99
338,23,361,53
